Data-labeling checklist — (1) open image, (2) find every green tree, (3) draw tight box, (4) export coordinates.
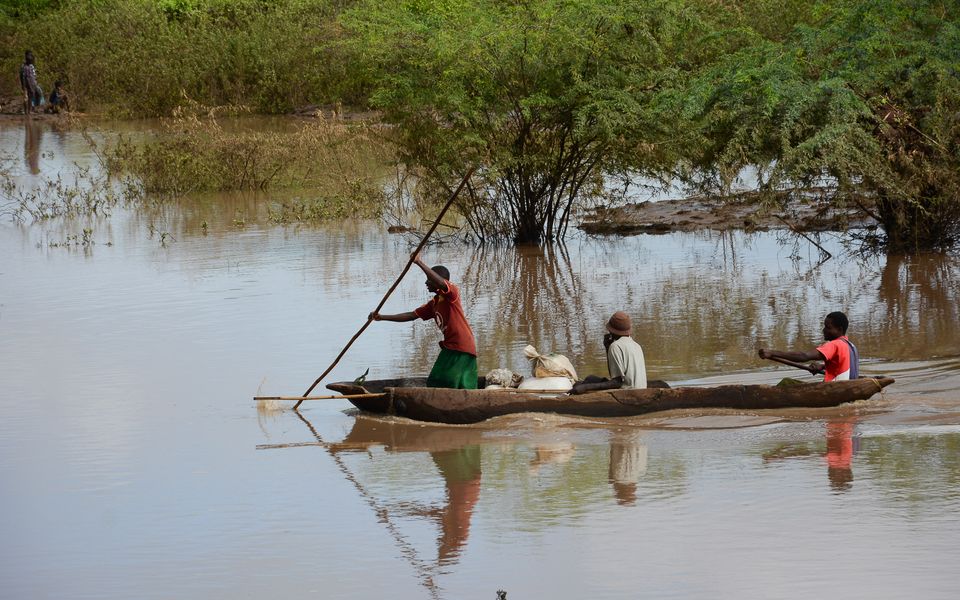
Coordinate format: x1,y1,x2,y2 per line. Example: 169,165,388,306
680,0,960,251
343,0,695,243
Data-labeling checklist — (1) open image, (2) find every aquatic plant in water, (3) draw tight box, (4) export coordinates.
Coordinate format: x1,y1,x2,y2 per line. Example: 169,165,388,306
1,166,136,224
104,105,392,224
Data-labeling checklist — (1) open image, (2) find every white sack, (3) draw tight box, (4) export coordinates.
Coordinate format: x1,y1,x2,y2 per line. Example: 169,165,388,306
517,376,573,391
523,345,578,381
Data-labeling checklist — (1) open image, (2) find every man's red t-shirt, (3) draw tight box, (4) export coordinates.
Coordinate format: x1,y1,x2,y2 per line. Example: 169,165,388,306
817,336,852,382
414,281,477,356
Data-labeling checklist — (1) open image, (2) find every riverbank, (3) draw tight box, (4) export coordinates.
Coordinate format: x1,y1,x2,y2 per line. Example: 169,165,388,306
0,97,376,123
579,189,878,236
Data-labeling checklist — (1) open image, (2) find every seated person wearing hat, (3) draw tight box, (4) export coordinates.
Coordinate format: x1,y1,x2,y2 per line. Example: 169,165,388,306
571,311,647,395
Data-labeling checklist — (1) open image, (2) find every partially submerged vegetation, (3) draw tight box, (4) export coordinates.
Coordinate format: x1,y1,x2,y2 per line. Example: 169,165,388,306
101,105,391,222
3,0,958,250
266,184,383,224
2,108,391,227
1,164,130,223
104,107,387,192
677,0,960,252
343,0,960,249
341,0,671,244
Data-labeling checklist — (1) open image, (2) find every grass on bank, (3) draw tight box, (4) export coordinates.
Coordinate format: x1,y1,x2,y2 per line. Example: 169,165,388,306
0,0,363,116
102,106,391,222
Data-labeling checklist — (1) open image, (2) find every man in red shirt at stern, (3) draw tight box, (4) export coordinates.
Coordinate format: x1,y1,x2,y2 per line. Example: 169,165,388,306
758,311,860,381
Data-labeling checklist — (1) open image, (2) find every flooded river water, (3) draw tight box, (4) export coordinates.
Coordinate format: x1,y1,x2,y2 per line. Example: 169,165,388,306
2,120,959,599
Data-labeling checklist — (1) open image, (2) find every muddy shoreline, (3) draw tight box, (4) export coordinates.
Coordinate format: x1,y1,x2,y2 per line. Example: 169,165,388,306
578,190,878,235
0,97,379,123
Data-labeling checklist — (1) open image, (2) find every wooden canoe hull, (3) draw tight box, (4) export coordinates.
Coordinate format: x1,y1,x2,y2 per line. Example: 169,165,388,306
329,377,895,424
327,377,427,413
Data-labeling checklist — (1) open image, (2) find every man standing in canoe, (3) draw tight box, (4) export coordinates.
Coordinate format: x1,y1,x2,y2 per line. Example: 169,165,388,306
759,311,860,381
370,252,478,389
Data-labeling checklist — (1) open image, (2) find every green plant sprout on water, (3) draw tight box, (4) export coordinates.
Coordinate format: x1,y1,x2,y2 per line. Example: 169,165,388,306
353,368,370,385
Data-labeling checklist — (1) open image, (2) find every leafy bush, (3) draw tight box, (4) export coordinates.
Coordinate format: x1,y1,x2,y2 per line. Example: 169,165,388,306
678,0,960,251
342,0,707,243
0,0,364,115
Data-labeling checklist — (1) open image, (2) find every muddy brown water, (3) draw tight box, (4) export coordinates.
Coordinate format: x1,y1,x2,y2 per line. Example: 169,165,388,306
2,120,959,599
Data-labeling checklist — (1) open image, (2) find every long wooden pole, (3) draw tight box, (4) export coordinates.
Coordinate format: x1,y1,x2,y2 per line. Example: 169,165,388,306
255,393,386,402
764,355,822,374
295,167,476,410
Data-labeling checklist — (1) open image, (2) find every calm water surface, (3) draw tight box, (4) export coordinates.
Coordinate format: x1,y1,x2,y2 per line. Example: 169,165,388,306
2,120,959,599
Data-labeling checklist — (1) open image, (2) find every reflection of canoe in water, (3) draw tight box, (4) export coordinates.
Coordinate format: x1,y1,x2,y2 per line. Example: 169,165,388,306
327,377,895,425
327,413,489,453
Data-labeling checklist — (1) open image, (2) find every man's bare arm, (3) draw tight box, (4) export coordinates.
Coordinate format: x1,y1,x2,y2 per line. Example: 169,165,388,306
412,252,447,290
369,311,418,323
758,348,826,373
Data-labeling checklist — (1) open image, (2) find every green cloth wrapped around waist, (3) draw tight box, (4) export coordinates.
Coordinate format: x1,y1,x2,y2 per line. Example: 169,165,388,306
427,347,478,389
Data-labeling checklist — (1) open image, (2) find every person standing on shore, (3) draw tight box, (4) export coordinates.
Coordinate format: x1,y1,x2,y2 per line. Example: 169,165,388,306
370,252,478,389
19,50,43,114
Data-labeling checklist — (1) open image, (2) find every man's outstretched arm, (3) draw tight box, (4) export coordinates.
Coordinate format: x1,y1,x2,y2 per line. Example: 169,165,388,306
758,348,825,374
369,311,418,323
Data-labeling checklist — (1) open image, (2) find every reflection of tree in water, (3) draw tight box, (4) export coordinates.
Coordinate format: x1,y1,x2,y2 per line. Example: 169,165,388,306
400,242,600,376
635,267,771,377
468,243,595,371
623,239,888,377
395,237,960,380
857,433,960,509
872,254,960,359
592,242,960,375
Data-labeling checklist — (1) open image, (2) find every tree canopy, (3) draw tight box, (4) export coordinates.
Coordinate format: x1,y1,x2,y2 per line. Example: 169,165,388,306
346,0,960,249
680,0,960,251
343,0,704,243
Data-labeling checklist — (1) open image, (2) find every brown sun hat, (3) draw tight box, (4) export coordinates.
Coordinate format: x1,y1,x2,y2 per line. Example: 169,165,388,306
606,311,633,336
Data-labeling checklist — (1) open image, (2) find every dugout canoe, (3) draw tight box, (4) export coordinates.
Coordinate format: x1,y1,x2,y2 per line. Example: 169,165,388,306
326,376,895,425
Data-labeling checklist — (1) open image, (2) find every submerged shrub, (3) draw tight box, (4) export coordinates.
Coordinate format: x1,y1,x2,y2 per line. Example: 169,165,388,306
104,105,392,221
1,165,132,223
267,179,385,224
